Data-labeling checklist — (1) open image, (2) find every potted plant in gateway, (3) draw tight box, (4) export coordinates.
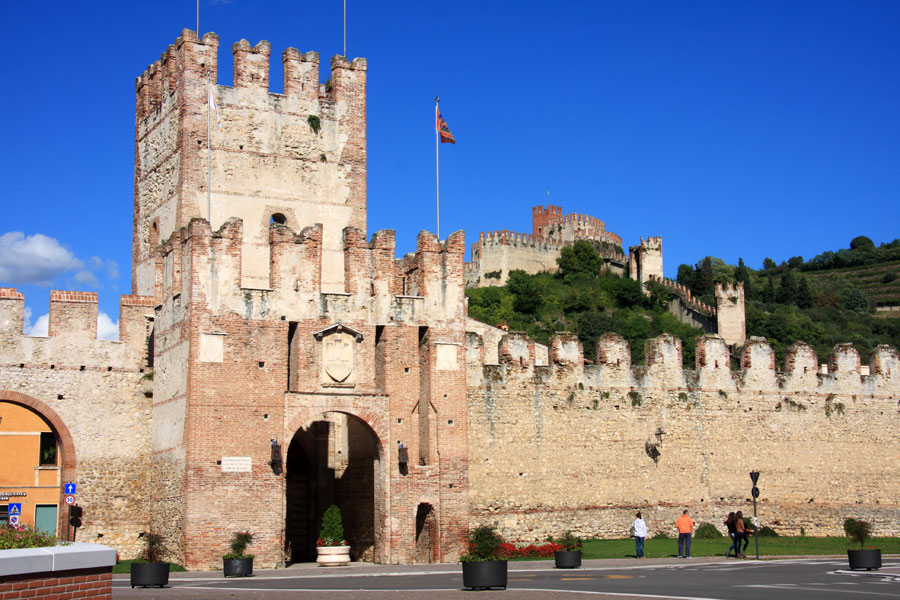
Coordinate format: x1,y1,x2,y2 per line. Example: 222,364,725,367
553,531,583,568
316,504,350,566
223,531,254,577
130,532,170,588
460,525,508,591
845,518,881,570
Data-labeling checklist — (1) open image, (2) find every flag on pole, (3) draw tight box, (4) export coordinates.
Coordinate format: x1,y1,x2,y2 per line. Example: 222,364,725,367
436,109,455,144
208,82,222,131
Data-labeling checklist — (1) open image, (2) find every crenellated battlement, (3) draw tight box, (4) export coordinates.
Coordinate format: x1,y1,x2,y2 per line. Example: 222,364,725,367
0,288,155,369
155,218,465,324
648,275,716,316
466,328,900,397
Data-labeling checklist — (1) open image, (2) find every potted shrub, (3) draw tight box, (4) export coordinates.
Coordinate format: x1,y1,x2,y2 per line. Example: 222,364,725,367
553,531,583,568
223,531,254,577
460,525,508,591
130,532,170,588
316,504,350,566
845,518,881,570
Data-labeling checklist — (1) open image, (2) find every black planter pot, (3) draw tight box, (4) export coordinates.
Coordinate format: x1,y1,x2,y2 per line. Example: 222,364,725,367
223,556,254,577
462,560,508,590
130,562,170,588
554,550,582,568
848,549,882,570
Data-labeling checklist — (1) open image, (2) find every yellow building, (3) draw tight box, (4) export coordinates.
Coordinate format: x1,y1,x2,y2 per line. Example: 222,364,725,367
0,401,63,534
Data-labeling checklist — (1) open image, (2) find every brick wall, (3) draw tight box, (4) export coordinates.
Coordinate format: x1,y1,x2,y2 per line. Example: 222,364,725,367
0,567,111,600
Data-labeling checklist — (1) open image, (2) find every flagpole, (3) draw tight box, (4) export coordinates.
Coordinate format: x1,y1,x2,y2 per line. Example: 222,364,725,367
435,95,440,239
207,71,211,224
197,0,199,38
343,0,347,57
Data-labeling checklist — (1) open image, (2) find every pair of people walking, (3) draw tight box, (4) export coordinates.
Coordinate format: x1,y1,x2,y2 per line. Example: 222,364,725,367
724,511,754,558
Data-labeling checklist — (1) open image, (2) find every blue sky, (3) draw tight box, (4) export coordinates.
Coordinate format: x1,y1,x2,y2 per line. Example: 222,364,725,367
1,1,898,336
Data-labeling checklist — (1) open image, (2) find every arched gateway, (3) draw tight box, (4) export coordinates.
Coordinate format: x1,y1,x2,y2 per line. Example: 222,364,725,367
285,411,384,562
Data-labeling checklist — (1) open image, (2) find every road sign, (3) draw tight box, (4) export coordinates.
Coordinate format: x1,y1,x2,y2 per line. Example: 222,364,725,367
749,471,760,485
64,495,75,505
64,483,77,495
8,503,21,516
751,486,760,498
8,515,18,525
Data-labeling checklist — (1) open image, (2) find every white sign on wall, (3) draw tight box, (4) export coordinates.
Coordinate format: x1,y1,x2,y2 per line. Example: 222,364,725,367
221,457,252,473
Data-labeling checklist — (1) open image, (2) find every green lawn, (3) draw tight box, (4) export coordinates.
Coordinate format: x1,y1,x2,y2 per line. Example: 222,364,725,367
581,536,900,559
112,560,187,574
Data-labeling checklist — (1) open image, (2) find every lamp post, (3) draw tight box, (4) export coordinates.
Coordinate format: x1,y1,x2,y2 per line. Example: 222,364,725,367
750,471,760,560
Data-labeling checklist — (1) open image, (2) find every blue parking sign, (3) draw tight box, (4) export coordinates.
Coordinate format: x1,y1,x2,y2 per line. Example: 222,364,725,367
8,503,21,516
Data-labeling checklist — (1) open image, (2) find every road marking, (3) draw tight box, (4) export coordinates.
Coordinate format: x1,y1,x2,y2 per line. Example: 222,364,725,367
740,584,900,597
605,575,633,579
562,577,596,580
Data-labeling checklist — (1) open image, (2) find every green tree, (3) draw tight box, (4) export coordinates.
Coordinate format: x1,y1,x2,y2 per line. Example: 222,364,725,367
777,270,799,305
557,240,603,278
850,236,875,250
763,257,777,270
508,270,542,315
797,276,813,309
787,256,804,269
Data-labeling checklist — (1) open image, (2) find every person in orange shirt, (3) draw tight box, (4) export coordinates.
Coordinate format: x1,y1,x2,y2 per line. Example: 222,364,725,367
675,509,694,558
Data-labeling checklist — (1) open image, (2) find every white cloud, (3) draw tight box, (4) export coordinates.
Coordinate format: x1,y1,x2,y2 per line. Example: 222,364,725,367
22,307,119,340
23,307,49,337
74,270,100,286
0,232,83,286
98,312,119,341
105,260,120,280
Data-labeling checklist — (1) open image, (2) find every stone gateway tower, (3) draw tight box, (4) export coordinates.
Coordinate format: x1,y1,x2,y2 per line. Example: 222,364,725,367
134,30,468,568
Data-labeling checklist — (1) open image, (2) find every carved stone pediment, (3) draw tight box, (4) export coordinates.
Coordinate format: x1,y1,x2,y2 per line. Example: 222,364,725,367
314,323,363,387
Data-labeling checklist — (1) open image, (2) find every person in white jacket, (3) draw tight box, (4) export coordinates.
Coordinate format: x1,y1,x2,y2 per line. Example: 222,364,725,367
632,512,648,558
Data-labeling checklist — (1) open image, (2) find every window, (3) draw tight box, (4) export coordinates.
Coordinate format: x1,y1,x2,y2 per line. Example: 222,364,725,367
39,432,57,466
0,505,7,526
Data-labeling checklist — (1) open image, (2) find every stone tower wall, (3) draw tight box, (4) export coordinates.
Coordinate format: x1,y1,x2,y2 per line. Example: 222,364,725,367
149,213,471,568
466,330,900,542
134,29,367,295
716,282,747,347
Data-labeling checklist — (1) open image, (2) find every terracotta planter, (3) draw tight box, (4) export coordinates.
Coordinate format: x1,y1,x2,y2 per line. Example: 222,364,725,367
130,562,170,588
848,549,882,570
223,556,253,577
462,560,508,590
316,545,351,566
554,550,582,568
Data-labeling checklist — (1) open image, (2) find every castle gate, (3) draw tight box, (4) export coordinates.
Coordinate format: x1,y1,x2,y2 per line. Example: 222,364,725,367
285,411,383,563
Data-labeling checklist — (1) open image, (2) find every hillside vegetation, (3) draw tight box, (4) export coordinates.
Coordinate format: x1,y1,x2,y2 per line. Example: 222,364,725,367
676,236,900,365
466,241,703,365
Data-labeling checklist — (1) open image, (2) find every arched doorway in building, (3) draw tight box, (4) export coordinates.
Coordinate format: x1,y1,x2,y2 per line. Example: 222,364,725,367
0,392,76,537
284,411,382,563
415,503,438,564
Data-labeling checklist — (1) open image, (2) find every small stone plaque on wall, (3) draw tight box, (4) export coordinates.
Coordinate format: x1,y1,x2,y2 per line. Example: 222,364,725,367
221,456,252,472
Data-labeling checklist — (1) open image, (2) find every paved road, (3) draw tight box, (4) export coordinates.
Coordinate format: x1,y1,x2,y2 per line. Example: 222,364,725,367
113,556,900,599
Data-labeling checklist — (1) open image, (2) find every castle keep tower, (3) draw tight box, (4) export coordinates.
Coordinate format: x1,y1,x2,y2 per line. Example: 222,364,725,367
628,236,663,285
135,31,468,569
134,30,366,294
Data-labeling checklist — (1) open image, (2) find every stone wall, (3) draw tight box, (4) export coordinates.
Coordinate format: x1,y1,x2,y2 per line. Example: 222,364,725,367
466,331,900,542
0,291,155,558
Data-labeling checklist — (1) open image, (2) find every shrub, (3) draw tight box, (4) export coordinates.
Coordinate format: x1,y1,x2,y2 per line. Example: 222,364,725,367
461,525,505,562
694,522,723,539
224,531,254,559
136,532,168,563
499,541,561,558
844,517,872,549
318,505,345,547
551,531,582,552
757,525,779,537
0,524,59,550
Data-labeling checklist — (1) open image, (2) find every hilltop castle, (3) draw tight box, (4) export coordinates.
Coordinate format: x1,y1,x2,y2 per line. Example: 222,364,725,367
0,30,898,570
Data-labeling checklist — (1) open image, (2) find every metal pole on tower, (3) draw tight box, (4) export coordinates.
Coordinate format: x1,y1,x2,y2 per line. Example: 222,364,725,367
435,95,440,239
207,72,211,224
197,0,200,37
343,0,347,57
